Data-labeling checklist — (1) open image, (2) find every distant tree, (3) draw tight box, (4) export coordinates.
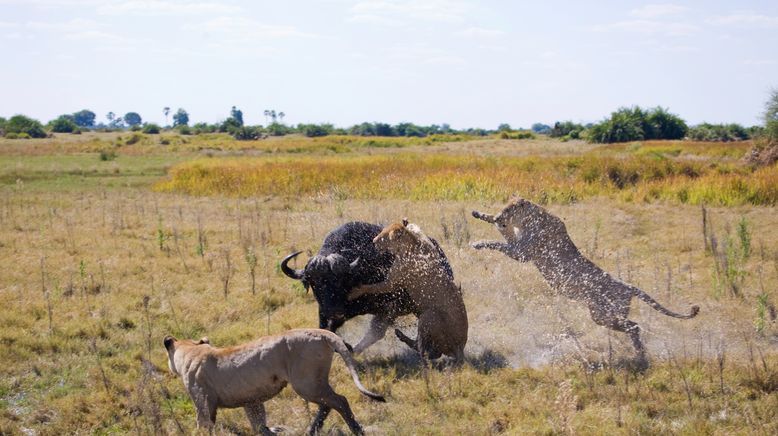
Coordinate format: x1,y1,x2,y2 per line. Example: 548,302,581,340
231,106,244,126
263,109,270,125
765,88,778,123
72,109,96,128
5,114,47,138
497,123,512,132
764,89,778,143
278,111,285,124
142,123,161,134
645,107,687,140
587,106,687,143
172,108,189,126
299,123,332,137
124,112,142,127
49,115,79,133
550,121,585,139
0,117,6,134
163,107,171,126
531,123,552,134
687,123,749,142
106,112,115,124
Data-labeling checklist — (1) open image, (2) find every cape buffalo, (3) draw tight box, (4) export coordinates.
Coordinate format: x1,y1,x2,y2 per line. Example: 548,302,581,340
281,221,453,353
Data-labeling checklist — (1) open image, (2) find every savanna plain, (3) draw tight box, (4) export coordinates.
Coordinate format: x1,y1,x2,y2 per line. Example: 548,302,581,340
1,132,777,435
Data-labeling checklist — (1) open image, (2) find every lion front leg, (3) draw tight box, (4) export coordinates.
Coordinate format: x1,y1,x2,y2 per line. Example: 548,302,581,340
348,281,392,301
471,240,531,262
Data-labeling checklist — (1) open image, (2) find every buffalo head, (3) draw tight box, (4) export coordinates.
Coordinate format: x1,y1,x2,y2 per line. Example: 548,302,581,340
281,251,359,331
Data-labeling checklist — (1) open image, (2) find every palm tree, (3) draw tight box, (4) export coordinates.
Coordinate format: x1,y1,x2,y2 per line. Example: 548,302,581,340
270,110,277,123
263,110,271,125
278,112,285,124
163,107,171,126
106,112,115,125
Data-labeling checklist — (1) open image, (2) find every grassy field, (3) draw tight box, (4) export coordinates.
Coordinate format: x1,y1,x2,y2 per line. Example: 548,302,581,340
0,133,777,435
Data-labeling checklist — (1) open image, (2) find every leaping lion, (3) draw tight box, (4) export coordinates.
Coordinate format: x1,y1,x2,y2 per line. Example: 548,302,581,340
471,198,699,364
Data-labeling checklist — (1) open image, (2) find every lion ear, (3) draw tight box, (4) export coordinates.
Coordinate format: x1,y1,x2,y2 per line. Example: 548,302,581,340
163,335,176,350
402,218,409,227
198,337,210,345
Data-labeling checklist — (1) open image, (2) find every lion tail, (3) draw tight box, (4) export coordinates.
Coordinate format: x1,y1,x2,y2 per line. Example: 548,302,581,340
325,333,386,402
632,286,700,319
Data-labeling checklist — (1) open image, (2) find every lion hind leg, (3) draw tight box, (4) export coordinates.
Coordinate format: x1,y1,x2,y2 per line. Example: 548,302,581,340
301,385,363,436
244,402,273,436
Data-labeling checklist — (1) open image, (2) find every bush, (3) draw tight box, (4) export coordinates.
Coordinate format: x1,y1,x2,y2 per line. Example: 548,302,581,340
550,121,585,139
588,106,687,143
230,126,261,140
4,132,18,139
687,123,750,142
499,131,535,140
300,123,332,137
177,125,192,135
124,133,143,145
193,122,217,135
142,123,161,134
49,115,79,133
129,125,141,132
99,149,117,161
5,114,47,138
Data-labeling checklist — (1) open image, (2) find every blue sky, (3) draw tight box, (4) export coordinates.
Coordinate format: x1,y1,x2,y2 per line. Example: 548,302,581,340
1,0,776,128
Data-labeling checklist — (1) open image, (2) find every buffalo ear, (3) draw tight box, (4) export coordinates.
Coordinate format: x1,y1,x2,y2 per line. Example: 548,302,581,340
198,337,210,345
163,335,175,350
402,218,409,227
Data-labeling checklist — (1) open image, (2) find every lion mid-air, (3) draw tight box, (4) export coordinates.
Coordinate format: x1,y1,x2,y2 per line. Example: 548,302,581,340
471,198,699,364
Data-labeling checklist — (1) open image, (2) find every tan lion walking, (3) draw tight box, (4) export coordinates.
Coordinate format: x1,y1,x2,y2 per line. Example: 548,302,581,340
163,329,384,435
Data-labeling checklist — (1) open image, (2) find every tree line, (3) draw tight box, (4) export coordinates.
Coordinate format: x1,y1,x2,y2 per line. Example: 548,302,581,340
2,95,775,144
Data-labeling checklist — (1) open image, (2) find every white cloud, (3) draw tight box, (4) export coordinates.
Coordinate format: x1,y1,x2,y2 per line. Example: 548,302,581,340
591,19,699,36
457,26,504,38
744,58,777,66
198,16,317,40
707,12,778,27
630,4,688,19
349,0,470,25
97,0,241,16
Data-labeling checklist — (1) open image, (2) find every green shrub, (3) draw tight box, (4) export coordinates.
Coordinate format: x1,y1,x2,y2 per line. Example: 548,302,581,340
4,132,19,139
230,126,261,140
177,125,192,135
125,133,143,145
159,138,171,145
550,121,585,139
99,149,117,161
49,115,79,133
300,123,332,137
129,125,141,132
142,123,161,134
588,106,687,143
5,114,47,138
687,123,750,142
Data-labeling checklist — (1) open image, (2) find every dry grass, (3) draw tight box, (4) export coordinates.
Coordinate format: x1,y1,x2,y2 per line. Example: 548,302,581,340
156,153,778,206
0,187,777,434
0,134,776,434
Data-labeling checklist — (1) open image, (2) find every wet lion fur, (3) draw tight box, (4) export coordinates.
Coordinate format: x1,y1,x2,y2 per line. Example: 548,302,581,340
471,198,699,362
350,219,468,364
